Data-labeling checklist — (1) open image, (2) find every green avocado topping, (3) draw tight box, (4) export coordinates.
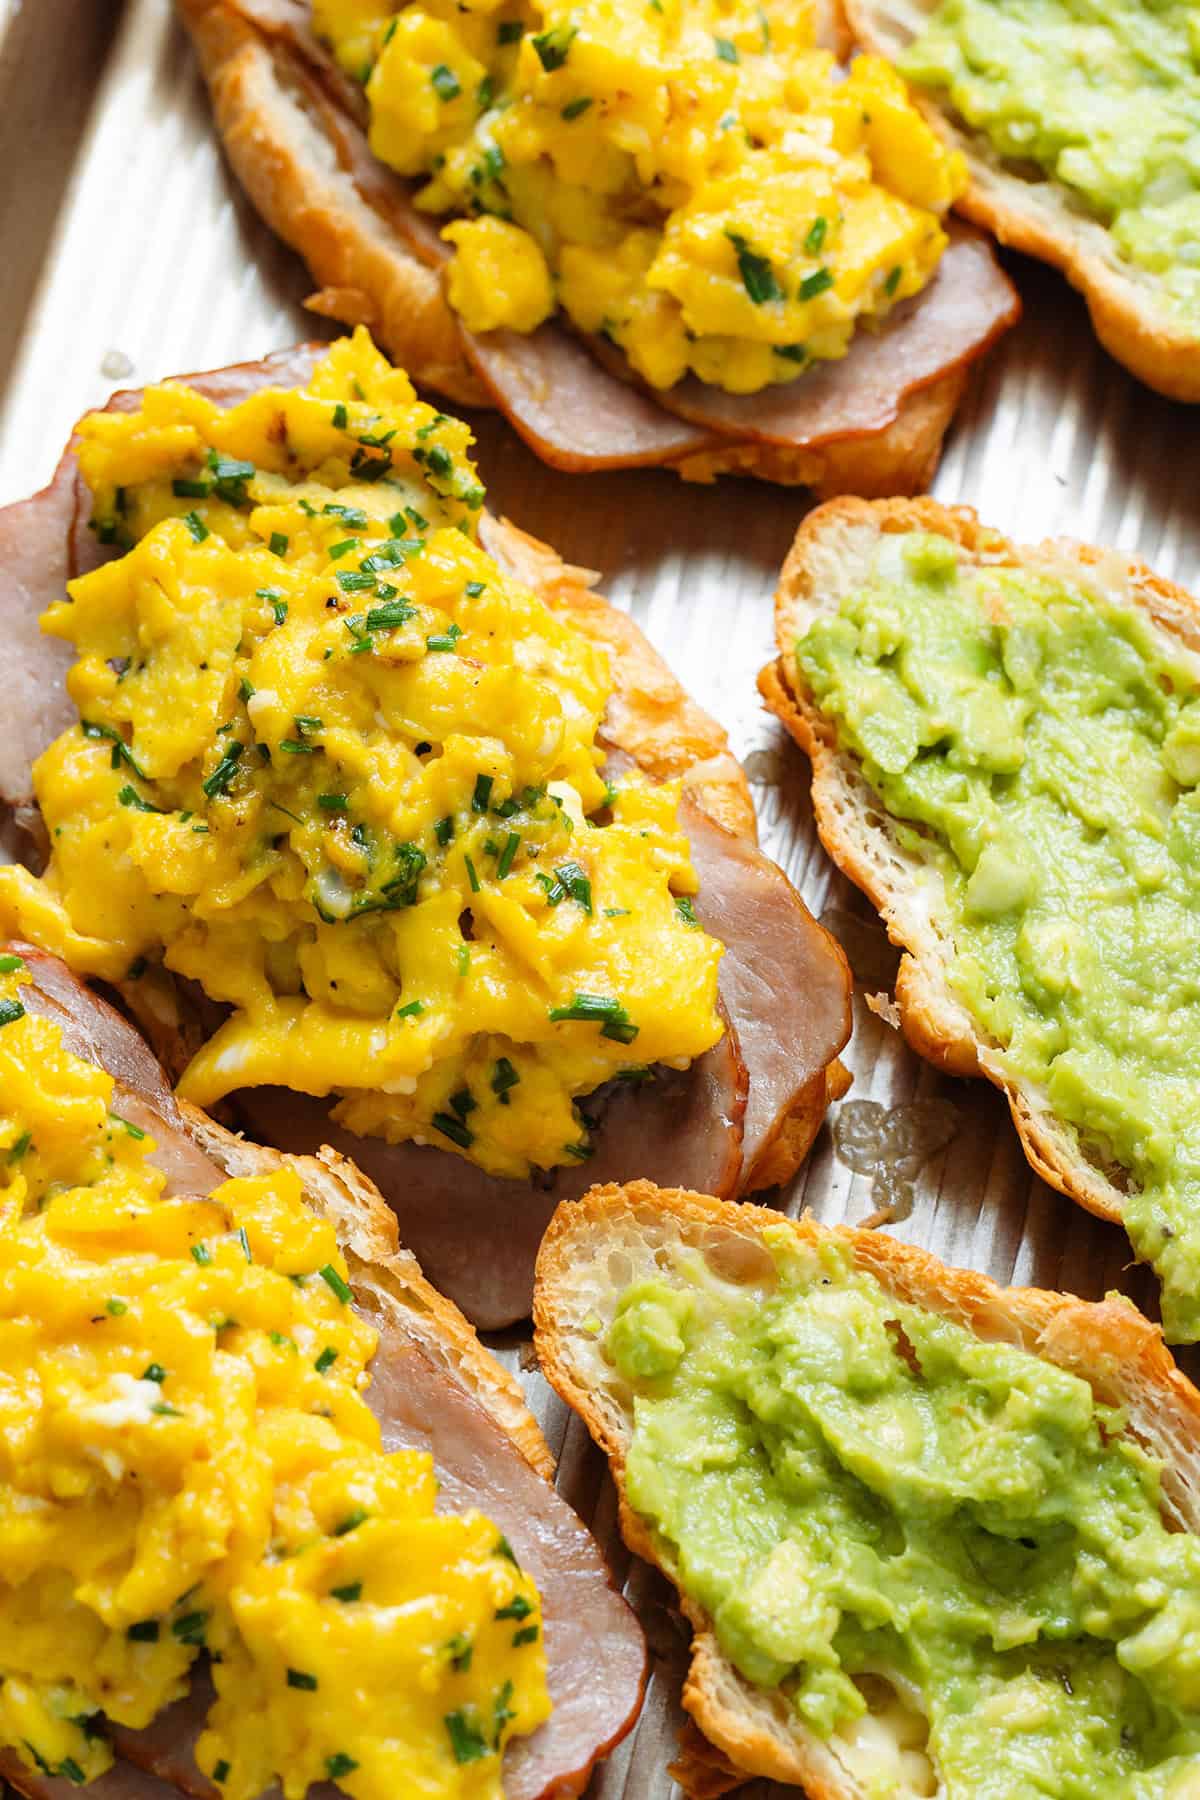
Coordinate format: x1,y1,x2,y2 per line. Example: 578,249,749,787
796,530,1200,1342
608,1230,1200,1794
901,0,1200,320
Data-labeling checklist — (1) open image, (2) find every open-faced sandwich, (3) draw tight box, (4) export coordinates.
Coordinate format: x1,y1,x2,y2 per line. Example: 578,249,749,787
173,0,1019,493
0,332,852,1328
846,0,1200,401
760,496,1200,1342
0,942,648,1800
535,1180,1200,1795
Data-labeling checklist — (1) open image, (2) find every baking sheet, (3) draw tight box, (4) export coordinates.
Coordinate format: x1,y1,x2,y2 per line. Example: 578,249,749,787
3,2,1200,1794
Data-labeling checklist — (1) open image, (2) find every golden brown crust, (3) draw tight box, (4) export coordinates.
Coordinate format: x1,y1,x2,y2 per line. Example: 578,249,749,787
183,1101,556,1477
175,0,985,492
844,0,1200,403
759,495,1200,1242
533,1180,1200,1795
177,0,486,406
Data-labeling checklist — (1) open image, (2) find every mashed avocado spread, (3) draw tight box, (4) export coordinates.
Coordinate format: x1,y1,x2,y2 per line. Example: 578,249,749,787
795,530,1200,1341
901,0,1200,320
609,1227,1200,1795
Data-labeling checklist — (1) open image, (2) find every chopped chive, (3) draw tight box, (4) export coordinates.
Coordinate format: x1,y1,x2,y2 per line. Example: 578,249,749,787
287,1669,318,1690
548,992,624,1022
491,1057,519,1103
236,1226,253,1264
714,34,739,59
182,511,209,542
884,264,903,296
117,784,161,812
675,895,699,925
497,18,522,40
326,1754,359,1782
426,622,463,652
446,1633,473,1672
319,793,348,810
0,999,25,1028
172,1611,208,1645
395,999,424,1018
212,1763,231,1785
775,343,808,363
337,570,377,594
464,580,486,597
494,1595,532,1621
328,537,359,560
279,739,316,755
141,1364,167,1384
202,740,244,800
315,1346,338,1374
323,503,368,527
561,95,593,119
106,1298,128,1317
331,1582,362,1603
8,1131,32,1165
191,1244,211,1266
0,954,25,973
727,231,781,303
333,1508,367,1537
497,831,520,878
472,773,493,811
435,815,454,846
431,62,461,99
531,20,576,66
320,1263,353,1303
804,216,828,255
494,1534,519,1565
445,1711,489,1765
432,1111,473,1150
364,599,417,629
457,944,470,977
269,532,289,557
332,403,348,429
172,477,210,499
464,853,480,893
799,267,834,300
127,1620,159,1642
512,1623,540,1646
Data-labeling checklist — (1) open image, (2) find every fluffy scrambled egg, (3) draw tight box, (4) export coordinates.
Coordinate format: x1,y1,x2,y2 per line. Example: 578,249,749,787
0,952,549,1800
313,0,965,393
0,333,723,1179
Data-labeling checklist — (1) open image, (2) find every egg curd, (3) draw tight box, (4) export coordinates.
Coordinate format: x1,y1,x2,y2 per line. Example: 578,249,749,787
312,0,966,393
0,951,549,1800
0,333,724,1181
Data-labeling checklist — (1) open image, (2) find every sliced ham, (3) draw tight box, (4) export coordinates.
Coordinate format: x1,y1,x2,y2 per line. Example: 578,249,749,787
0,457,80,814
460,326,723,471
0,951,647,1800
682,802,852,1187
233,1008,747,1330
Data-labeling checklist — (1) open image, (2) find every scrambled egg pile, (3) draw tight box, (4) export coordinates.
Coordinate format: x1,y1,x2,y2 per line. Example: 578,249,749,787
314,0,965,393
0,952,549,1799
0,333,723,1179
